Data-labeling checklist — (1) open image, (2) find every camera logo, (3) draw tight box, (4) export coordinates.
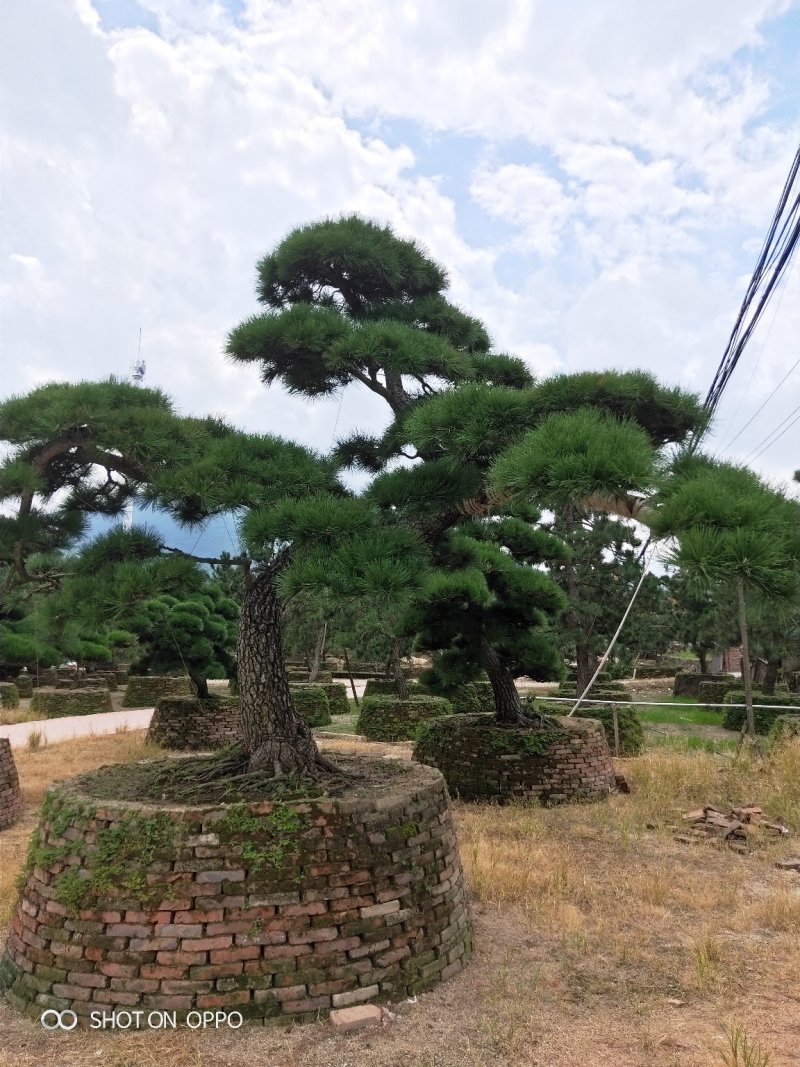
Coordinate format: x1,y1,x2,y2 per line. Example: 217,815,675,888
41,1009,79,1031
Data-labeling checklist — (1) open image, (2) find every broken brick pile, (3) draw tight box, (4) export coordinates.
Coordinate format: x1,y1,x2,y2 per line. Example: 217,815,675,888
1,760,472,1025
678,805,789,851
0,739,22,831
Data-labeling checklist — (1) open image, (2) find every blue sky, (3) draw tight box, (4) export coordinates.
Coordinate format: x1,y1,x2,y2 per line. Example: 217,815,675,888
2,0,799,505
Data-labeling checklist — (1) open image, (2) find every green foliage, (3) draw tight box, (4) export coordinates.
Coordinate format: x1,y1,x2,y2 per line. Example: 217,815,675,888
531,698,644,755
0,682,20,709
290,685,332,726
490,409,655,508
769,715,800,742
722,691,800,733
356,694,453,741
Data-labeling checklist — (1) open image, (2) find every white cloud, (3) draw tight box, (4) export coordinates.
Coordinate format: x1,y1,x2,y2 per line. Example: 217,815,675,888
1,0,798,492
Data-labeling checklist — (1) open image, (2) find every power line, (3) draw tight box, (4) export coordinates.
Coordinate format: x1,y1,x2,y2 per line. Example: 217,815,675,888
690,142,800,449
723,351,800,450
744,401,800,463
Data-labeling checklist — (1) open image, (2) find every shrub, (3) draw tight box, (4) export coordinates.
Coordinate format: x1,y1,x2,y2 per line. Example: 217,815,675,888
0,682,20,710
673,672,733,698
723,691,800,734
362,678,402,699
698,680,733,707
357,695,452,741
291,685,331,727
532,698,643,756
412,680,494,714
320,682,350,716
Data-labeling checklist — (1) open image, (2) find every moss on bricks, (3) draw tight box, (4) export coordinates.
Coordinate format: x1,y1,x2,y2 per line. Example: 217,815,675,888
123,675,193,707
357,695,453,741
291,685,332,726
0,682,20,710
31,687,113,718
533,698,644,756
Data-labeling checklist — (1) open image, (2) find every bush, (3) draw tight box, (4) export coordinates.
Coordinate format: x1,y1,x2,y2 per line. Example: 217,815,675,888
362,679,401,699
321,682,350,716
0,682,20,710
357,695,452,741
532,698,644,756
412,680,494,714
723,690,800,734
673,672,733,698
769,715,800,743
291,685,331,727
31,687,113,718
698,680,733,707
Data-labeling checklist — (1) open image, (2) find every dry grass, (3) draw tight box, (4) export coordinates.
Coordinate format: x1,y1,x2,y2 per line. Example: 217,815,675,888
1,735,800,1066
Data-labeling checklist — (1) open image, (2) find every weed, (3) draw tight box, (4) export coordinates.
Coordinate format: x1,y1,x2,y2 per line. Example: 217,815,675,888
26,729,44,751
718,1023,772,1067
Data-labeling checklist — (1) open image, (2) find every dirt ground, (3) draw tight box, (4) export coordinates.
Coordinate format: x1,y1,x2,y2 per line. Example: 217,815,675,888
1,730,799,1067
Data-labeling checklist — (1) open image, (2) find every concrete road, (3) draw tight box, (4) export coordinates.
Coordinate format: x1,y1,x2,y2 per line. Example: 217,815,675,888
0,708,155,749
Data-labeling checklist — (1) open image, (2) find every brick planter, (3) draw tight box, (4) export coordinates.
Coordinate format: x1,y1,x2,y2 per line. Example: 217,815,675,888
413,713,617,803
146,697,242,750
357,696,453,741
31,687,113,718
0,739,22,831
0,757,472,1025
673,672,733,698
123,676,193,708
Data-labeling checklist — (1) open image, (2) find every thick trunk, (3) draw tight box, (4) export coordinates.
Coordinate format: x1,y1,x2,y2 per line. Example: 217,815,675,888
237,563,321,775
575,643,595,695
736,578,757,744
479,639,523,723
190,671,209,700
697,648,708,674
390,638,409,700
308,620,327,682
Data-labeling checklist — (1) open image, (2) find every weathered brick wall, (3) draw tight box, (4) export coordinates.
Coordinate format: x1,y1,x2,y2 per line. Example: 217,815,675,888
357,696,453,742
1,763,472,1025
146,697,242,750
31,687,114,718
413,713,617,803
0,739,22,831
123,676,193,708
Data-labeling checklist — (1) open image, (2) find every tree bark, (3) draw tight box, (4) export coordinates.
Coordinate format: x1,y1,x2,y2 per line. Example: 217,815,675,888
575,643,595,695
343,647,359,706
389,637,409,699
237,560,322,775
736,578,757,744
308,620,327,682
189,671,209,699
763,658,780,696
697,648,708,674
479,639,524,723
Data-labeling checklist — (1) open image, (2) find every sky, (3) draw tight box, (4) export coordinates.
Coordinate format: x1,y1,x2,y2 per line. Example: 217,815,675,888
2,0,799,554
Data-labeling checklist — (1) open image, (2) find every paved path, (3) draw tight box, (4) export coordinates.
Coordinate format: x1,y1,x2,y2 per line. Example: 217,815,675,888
0,708,155,749
0,679,372,750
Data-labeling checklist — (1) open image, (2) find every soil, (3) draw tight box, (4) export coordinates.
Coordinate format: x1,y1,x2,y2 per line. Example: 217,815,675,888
66,750,420,806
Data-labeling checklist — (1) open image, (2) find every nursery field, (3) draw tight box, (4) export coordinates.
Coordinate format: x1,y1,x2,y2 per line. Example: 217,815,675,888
1,730,800,1067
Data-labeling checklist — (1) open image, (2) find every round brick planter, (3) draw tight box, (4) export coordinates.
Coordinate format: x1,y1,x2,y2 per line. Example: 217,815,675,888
146,697,242,750
31,687,114,718
1,757,472,1025
0,739,22,831
413,713,617,803
123,676,193,708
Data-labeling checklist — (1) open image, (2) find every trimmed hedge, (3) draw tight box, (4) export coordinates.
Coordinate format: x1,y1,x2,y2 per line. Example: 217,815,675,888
123,675,193,707
698,680,733,707
533,699,644,756
0,682,20,710
362,679,403,699
291,685,332,727
357,695,453,742
722,690,800,734
412,680,495,714
673,672,733,698
321,682,350,716
31,687,113,718
769,715,800,742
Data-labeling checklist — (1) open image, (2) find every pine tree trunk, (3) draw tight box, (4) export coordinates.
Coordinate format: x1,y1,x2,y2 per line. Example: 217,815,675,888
575,642,593,694
237,561,322,775
480,639,524,723
390,637,409,699
736,578,756,743
698,648,708,674
189,671,209,699
308,620,327,682
763,658,780,696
